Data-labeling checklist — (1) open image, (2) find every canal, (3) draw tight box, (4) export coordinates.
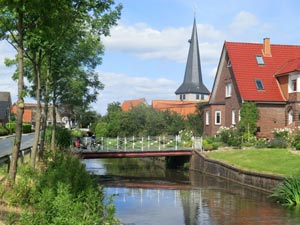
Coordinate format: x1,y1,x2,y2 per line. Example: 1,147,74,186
83,158,300,225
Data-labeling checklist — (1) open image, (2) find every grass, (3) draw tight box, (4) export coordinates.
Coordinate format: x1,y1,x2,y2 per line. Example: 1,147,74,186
204,148,300,177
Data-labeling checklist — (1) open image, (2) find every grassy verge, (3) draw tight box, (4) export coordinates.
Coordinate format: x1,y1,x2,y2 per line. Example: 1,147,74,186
0,151,120,225
204,148,300,177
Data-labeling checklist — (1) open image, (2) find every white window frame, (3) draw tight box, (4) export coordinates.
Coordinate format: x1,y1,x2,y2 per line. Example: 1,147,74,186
225,83,232,97
288,74,299,93
215,111,221,125
288,109,293,125
205,111,209,125
232,110,236,125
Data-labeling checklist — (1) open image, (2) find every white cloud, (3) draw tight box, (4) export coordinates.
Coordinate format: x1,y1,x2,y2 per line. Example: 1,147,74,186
94,71,179,115
230,11,259,34
103,22,225,63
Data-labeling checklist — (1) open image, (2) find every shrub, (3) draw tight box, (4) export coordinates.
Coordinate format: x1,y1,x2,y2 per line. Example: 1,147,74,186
17,151,119,224
296,143,300,151
272,128,292,145
5,122,16,134
71,128,83,138
22,123,32,133
269,138,287,148
270,177,300,207
217,126,241,147
0,125,8,136
255,138,269,148
45,126,72,150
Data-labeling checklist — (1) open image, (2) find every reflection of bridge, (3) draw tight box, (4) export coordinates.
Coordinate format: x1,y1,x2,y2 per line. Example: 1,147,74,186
74,136,202,159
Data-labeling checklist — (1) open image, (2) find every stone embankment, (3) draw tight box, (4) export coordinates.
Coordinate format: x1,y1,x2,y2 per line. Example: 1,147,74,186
190,150,284,193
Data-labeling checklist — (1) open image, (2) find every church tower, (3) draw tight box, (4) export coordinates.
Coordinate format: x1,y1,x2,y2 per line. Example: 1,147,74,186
175,18,210,101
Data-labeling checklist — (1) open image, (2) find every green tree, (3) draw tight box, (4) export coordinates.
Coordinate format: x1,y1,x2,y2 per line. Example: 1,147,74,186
238,101,259,141
0,0,27,183
187,102,206,136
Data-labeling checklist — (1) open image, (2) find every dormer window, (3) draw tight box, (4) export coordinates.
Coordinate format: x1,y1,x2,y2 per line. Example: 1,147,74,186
288,74,299,93
292,79,297,92
255,79,264,90
256,55,264,65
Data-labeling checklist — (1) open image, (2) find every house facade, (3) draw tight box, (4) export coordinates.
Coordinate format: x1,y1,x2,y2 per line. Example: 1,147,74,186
12,103,63,126
0,92,12,125
203,38,300,139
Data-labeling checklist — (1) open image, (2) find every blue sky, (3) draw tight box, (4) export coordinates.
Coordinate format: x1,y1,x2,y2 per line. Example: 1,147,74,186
1,0,300,115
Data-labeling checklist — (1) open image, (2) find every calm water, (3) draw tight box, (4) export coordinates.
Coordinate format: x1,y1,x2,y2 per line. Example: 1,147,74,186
83,158,300,225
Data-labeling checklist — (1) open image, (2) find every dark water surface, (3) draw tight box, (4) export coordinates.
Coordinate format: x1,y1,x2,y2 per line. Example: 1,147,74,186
83,158,300,225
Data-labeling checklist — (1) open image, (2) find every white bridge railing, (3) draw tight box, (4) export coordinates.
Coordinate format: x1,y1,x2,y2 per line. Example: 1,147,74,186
78,136,202,152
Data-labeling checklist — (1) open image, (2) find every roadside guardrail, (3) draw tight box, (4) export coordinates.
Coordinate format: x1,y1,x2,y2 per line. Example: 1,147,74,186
0,146,32,171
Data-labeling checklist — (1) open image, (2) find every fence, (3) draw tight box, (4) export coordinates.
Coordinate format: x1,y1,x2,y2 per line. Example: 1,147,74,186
79,136,202,152
0,147,32,171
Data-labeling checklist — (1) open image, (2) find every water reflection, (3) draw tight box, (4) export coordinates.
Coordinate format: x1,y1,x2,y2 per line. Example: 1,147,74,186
83,159,300,225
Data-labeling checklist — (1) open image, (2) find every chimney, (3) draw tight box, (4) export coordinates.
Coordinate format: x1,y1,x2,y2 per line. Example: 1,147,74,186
262,37,272,57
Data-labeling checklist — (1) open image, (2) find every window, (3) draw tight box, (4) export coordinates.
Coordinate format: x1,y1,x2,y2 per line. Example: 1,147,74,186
180,94,186,100
215,111,221,125
196,94,199,100
225,83,232,97
255,79,264,90
205,111,209,125
256,55,264,65
227,59,231,67
292,79,297,92
232,110,236,125
288,109,293,125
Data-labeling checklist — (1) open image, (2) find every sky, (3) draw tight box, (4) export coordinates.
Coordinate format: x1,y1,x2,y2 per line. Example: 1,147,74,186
1,0,300,115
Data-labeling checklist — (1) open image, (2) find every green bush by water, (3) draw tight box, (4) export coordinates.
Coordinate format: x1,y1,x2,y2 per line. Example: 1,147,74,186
270,176,300,207
2,151,119,224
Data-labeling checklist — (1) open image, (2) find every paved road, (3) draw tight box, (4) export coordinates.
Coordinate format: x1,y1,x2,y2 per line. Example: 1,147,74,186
0,133,35,158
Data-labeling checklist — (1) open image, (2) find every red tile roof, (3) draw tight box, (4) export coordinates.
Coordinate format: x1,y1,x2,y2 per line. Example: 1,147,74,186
225,41,300,102
152,100,201,117
275,57,300,75
121,98,147,111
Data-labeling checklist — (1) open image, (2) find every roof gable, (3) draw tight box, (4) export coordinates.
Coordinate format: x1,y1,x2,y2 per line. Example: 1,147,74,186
121,98,147,111
223,41,300,102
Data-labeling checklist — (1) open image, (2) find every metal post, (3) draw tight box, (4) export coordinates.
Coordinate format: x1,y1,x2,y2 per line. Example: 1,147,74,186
141,137,144,151
175,135,178,150
132,136,135,150
125,137,127,151
159,136,161,150
117,136,119,150
148,136,150,150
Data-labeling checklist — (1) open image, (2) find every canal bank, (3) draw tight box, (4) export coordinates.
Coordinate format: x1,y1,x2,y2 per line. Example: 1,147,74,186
85,158,300,225
190,150,284,193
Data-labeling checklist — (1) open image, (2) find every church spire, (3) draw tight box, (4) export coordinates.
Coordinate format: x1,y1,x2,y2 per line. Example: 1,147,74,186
175,17,210,101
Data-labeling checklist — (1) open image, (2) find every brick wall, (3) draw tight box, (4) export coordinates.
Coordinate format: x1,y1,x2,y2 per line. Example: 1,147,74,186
256,104,286,138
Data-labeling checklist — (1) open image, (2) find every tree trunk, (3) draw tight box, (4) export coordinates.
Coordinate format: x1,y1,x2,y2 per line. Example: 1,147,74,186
39,74,50,160
51,94,57,151
8,8,24,184
30,58,42,169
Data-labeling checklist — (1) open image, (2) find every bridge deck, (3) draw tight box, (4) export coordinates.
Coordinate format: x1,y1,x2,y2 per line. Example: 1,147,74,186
75,149,193,159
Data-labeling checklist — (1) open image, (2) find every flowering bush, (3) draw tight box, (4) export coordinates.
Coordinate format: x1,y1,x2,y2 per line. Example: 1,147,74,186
272,128,292,143
217,126,241,147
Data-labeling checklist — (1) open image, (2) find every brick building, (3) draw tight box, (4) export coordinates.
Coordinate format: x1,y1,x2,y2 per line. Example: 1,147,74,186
203,38,300,138
12,103,63,126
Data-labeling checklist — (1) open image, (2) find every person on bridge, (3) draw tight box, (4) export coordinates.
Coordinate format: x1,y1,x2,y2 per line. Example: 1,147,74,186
75,137,81,148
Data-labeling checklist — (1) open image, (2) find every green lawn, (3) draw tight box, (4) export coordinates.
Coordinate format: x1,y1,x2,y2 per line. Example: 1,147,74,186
204,149,300,177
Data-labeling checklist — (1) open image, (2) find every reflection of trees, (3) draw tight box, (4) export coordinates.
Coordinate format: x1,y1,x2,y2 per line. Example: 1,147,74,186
101,158,166,179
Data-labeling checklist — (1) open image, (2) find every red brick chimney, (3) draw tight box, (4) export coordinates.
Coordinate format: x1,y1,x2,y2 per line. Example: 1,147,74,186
262,37,272,57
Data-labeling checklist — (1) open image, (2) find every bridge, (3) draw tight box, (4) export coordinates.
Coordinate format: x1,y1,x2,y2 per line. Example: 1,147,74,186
73,136,202,159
